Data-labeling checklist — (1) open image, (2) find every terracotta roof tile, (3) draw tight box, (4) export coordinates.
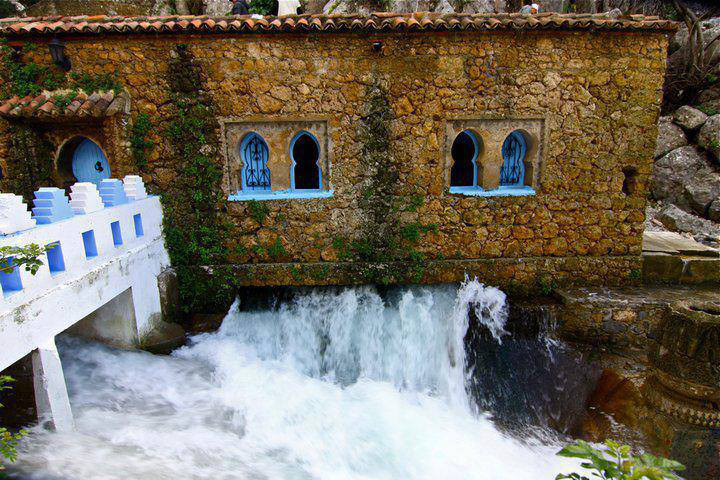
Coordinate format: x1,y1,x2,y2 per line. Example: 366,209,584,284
0,12,677,38
0,90,126,119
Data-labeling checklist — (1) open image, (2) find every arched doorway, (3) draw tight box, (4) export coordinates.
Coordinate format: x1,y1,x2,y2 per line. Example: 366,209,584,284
57,136,111,186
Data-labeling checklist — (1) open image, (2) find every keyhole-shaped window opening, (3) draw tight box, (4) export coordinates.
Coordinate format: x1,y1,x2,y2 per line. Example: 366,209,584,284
240,132,271,191
450,130,480,187
500,131,527,187
291,132,321,190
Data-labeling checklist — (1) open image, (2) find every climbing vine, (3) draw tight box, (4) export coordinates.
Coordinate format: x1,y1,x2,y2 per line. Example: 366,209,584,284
340,82,437,283
130,113,154,171
0,40,121,99
161,44,234,314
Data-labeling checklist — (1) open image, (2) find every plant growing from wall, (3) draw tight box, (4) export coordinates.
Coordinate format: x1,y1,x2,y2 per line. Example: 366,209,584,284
0,40,122,99
0,376,27,477
0,244,47,275
0,41,65,98
130,113,154,171
344,81,438,283
161,44,235,314
555,440,684,480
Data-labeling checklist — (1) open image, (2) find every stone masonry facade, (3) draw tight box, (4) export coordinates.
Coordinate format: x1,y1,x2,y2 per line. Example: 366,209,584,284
0,14,673,289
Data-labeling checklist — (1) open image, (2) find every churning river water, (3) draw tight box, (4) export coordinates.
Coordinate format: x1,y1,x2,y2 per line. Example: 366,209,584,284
9,280,583,479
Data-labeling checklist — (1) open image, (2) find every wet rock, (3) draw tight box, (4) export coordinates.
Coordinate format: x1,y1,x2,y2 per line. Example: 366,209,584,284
683,176,720,218
673,105,708,132
580,369,643,443
655,116,688,159
656,204,708,234
710,198,720,222
699,114,720,160
651,146,710,205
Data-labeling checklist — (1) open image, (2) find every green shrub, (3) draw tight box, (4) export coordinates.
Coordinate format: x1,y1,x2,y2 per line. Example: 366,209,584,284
556,440,684,480
0,376,28,476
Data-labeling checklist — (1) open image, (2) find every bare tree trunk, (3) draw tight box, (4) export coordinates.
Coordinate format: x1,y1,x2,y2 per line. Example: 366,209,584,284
175,0,190,14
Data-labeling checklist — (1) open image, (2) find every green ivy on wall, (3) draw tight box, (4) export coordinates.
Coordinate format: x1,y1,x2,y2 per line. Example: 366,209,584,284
161,44,235,314
0,40,121,99
130,113,154,172
344,81,438,283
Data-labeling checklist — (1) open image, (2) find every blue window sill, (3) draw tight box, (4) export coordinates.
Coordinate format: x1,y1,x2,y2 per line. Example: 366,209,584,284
228,189,334,201
449,186,536,197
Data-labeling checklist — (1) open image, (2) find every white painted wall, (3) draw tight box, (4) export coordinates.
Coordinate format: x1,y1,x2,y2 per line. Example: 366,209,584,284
0,195,169,371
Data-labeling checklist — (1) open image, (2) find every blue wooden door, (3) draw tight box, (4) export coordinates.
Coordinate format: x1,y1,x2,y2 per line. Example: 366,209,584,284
72,139,111,184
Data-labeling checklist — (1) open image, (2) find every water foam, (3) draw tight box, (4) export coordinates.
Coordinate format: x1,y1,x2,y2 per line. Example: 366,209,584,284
10,280,579,479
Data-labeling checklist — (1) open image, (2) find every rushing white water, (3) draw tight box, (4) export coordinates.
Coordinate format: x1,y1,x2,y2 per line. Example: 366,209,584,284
10,280,580,480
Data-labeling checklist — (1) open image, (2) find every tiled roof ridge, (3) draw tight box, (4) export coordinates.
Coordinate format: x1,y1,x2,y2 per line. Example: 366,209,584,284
0,12,679,36
0,89,128,119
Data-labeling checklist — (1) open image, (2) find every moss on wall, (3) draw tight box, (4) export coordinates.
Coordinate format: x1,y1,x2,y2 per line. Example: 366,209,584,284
3,124,53,203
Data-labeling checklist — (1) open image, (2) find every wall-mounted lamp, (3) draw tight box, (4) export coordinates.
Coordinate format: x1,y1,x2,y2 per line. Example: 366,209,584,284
372,41,383,53
49,38,71,71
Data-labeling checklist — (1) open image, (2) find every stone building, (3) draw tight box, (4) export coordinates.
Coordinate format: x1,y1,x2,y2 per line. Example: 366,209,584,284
0,12,676,295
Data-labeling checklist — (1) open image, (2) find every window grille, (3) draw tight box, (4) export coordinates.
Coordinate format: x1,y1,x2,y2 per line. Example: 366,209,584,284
241,133,271,191
500,131,527,187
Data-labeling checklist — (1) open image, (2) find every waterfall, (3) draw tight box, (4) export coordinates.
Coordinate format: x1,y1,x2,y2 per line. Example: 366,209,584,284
10,281,581,480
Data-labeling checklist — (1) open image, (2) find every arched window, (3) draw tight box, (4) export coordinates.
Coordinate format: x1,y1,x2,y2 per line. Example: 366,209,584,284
291,131,321,190
500,131,527,187
240,132,271,191
450,130,480,188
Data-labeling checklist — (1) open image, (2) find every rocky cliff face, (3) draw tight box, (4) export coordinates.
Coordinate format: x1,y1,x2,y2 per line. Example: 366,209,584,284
649,106,720,247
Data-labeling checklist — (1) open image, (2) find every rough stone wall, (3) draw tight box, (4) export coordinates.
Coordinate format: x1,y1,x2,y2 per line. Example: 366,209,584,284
0,30,668,288
23,0,157,16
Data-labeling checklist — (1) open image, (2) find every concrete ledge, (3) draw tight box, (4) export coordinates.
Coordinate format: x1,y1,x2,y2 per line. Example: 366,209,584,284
556,285,720,351
188,255,643,290
643,253,720,285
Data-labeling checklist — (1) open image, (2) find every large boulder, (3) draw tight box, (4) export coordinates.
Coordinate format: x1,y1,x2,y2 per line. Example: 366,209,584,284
683,175,720,218
651,146,710,206
656,204,709,234
698,114,720,160
673,105,708,132
655,116,688,159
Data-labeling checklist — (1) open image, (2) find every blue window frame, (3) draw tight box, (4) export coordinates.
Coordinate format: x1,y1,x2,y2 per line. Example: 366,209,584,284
133,214,144,237
46,242,66,275
111,221,123,247
240,133,271,191
450,130,480,189
0,257,22,297
82,230,98,259
290,131,322,191
500,131,527,187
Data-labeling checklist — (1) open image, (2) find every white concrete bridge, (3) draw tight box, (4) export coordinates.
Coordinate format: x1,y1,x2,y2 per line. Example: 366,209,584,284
0,177,171,431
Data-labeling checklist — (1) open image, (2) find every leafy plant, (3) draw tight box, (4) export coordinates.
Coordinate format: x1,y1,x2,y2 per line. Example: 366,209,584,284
556,440,684,480
249,0,276,15
0,244,47,275
248,200,269,225
130,113,155,171
0,376,28,476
